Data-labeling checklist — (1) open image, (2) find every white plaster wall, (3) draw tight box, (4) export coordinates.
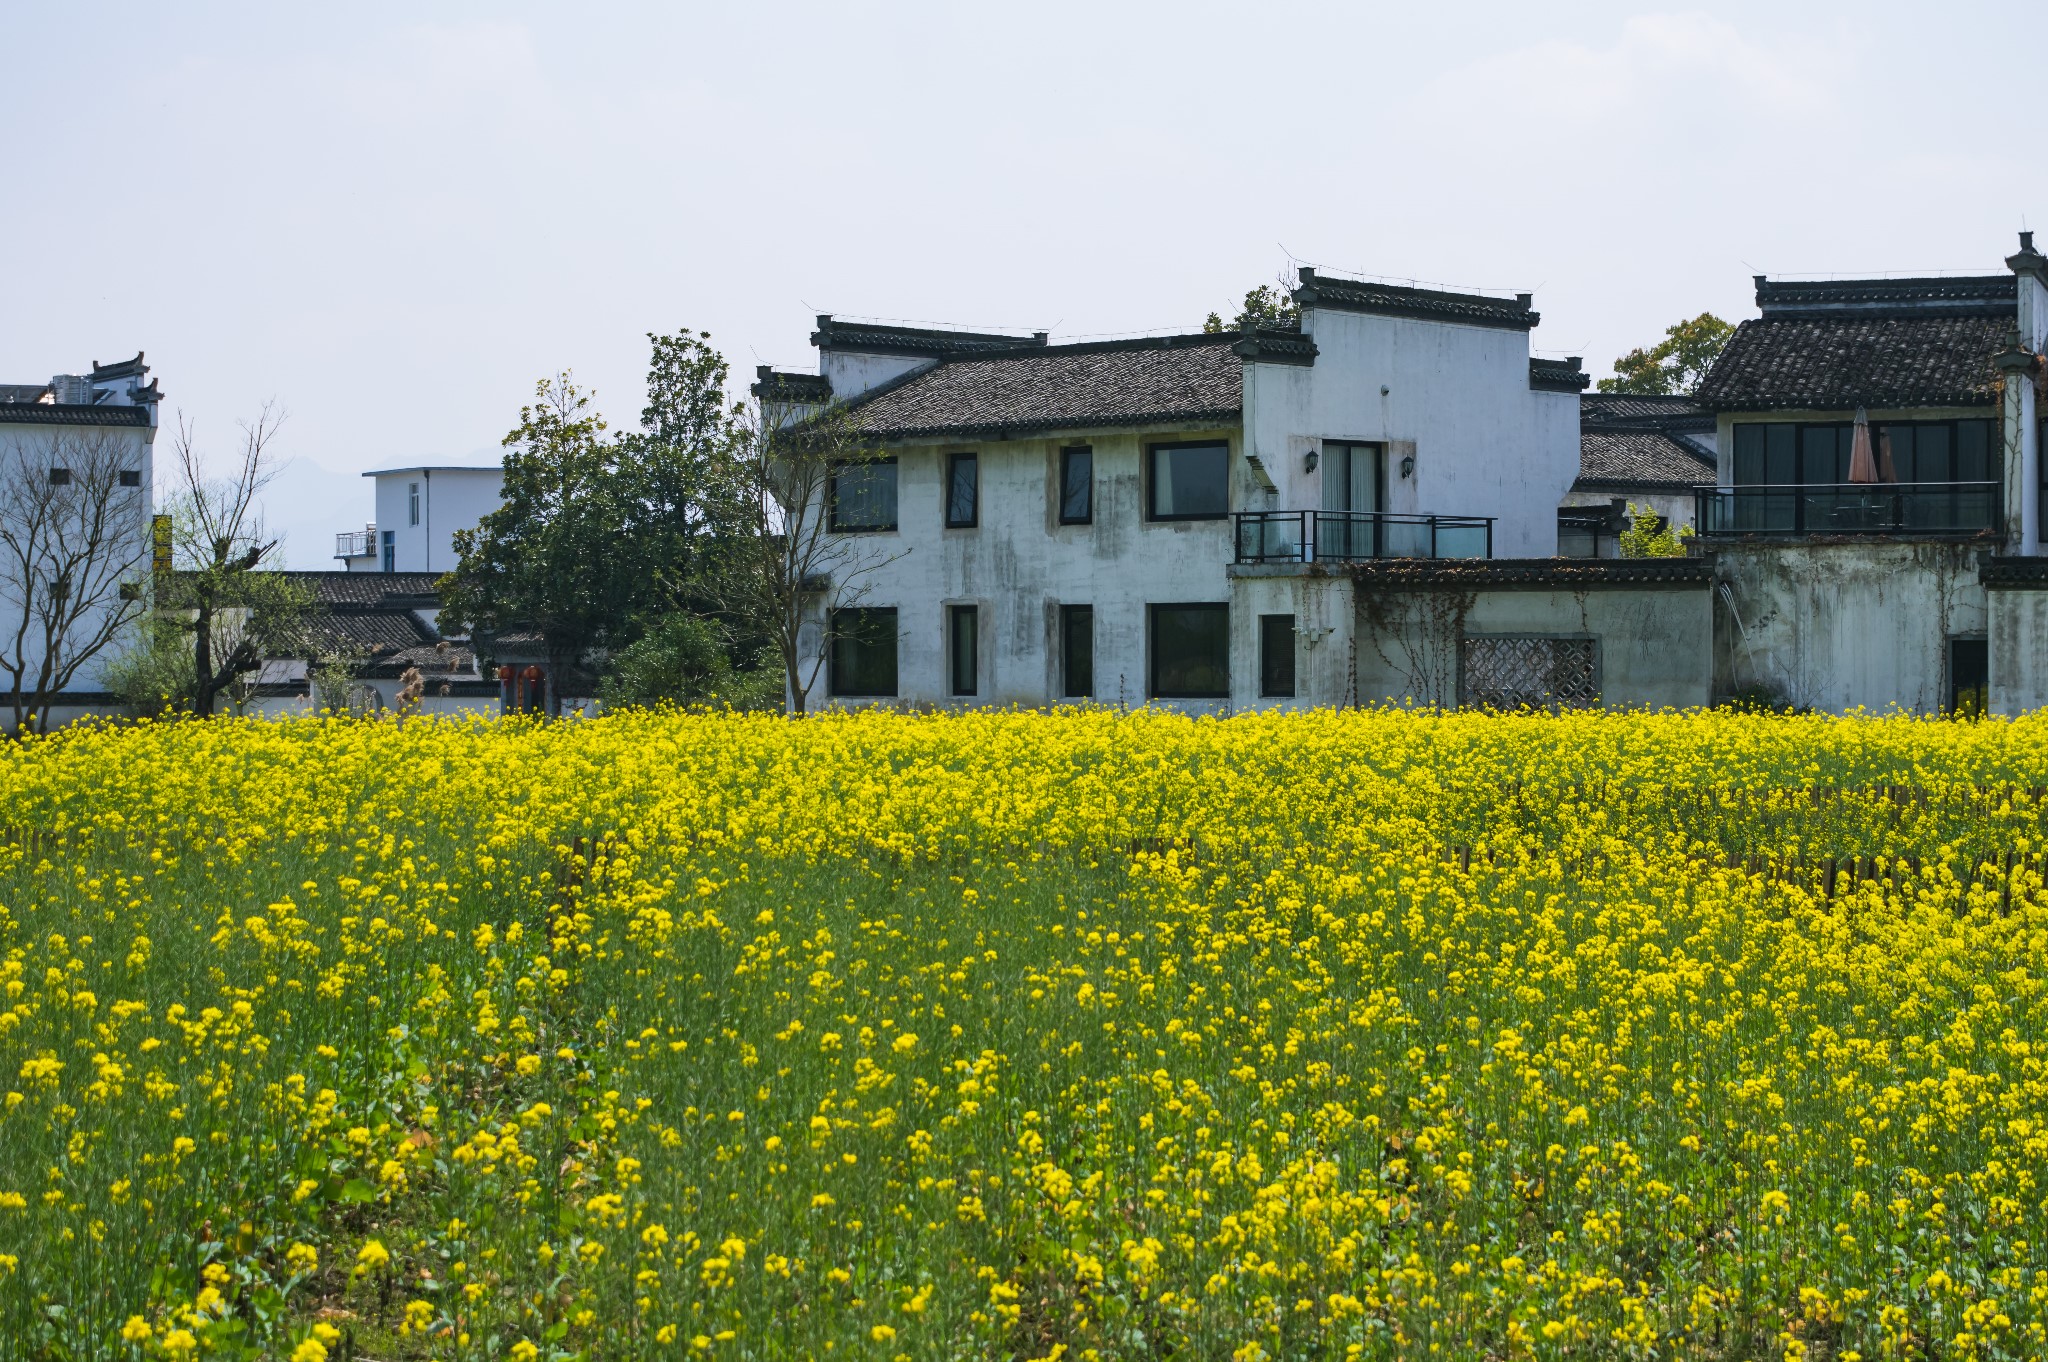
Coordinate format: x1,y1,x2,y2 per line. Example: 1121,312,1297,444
1712,541,1987,713
0,418,156,692
370,467,502,574
1227,569,1358,710
820,352,934,402
1245,310,1581,558
1987,588,2048,715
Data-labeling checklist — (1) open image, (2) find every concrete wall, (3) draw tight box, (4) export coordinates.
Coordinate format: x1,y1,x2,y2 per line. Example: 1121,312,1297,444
368,467,502,574
1987,587,2048,715
1352,583,1713,709
1712,541,1987,713
1227,568,1358,710
821,351,933,403
1246,309,1581,557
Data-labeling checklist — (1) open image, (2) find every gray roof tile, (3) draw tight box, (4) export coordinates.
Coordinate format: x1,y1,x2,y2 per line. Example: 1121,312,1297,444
1694,312,2011,411
1575,430,1715,491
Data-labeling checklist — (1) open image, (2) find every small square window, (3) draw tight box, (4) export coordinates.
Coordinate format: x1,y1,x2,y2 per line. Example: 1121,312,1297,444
1259,614,1296,698
948,603,978,696
830,459,899,532
118,470,142,487
48,467,71,486
1148,442,1229,521
1149,603,1229,698
1059,447,1093,524
829,607,899,697
119,583,143,601
946,453,978,528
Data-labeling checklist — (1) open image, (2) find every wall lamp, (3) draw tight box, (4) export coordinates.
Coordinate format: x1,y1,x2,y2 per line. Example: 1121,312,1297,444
1399,454,1416,479
1304,449,1319,473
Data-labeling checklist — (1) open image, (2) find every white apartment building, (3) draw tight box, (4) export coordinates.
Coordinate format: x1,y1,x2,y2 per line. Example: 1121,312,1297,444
759,270,1593,712
335,464,503,573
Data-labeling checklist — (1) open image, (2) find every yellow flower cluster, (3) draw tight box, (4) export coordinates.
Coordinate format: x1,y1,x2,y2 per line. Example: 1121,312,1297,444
1,706,2047,1359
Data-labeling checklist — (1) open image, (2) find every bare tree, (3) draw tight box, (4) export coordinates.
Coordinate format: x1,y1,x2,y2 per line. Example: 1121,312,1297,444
0,430,151,732
713,400,903,715
159,406,314,715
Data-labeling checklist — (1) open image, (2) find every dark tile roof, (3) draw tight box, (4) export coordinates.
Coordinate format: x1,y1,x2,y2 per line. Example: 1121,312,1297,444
1347,555,1714,590
1575,430,1716,491
1293,268,1539,331
812,316,1047,358
91,352,149,380
0,402,152,427
1580,393,1711,426
307,609,434,656
1753,275,2015,318
279,571,444,606
751,367,832,402
1530,357,1590,392
839,333,1244,440
1694,312,2012,411
1981,556,2048,589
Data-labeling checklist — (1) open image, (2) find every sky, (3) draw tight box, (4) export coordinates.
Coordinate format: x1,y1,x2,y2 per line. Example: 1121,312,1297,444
2,2,2039,567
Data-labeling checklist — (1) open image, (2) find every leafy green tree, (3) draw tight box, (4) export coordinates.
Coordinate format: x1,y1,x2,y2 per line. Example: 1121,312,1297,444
1597,313,1733,395
1617,503,1694,558
439,374,628,711
1203,283,1301,333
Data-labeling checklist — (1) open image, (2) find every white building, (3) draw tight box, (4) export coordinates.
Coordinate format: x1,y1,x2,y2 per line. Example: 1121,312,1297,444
0,353,159,724
763,271,1599,712
335,464,502,573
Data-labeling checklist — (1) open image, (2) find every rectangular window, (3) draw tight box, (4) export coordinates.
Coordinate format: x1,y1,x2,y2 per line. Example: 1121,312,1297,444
945,453,978,528
48,467,70,486
1148,441,1230,521
829,458,899,532
1321,441,1384,558
1060,604,1093,699
1259,614,1296,698
409,481,421,526
1149,603,1229,698
829,607,898,697
119,470,142,488
1734,420,2000,486
948,603,978,697
1059,447,1093,524
380,529,395,574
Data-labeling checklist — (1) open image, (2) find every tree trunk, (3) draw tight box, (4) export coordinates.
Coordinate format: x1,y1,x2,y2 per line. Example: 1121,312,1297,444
193,603,218,717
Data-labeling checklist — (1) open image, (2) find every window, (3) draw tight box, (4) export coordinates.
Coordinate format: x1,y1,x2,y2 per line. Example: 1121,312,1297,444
1321,441,1383,557
1060,604,1093,699
1462,637,1599,709
1148,441,1230,521
48,468,70,486
119,470,141,488
409,482,421,526
1949,637,1988,716
1259,614,1296,697
829,458,899,532
1732,419,1998,485
1059,447,1093,524
1149,603,1229,698
945,453,978,528
948,603,978,696
381,529,396,574
829,607,898,697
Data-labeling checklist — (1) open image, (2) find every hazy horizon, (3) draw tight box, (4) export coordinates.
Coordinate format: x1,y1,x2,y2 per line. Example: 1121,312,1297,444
4,2,2038,566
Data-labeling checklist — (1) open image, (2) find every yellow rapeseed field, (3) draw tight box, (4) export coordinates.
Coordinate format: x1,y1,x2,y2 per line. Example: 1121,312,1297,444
2,708,2047,1361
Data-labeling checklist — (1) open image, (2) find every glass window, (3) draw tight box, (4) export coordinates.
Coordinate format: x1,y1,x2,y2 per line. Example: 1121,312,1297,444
948,603,978,697
1148,442,1229,521
1800,426,1848,484
380,530,395,574
1059,447,1093,524
830,459,899,532
1259,614,1296,698
48,467,70,486
946,453,978,528
1881,424,1916,482
1149,603,1229,698
1765,425,1797,485
1957,420,1992,482
829,607,898,697
1732,425,1765,485
1060,604,1093,699
1917,423,1953,482
409,482,420,526
1321,442,1381,512
119,470,141,488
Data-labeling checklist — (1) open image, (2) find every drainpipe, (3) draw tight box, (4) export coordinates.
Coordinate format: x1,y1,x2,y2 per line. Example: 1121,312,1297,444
423,469,432,572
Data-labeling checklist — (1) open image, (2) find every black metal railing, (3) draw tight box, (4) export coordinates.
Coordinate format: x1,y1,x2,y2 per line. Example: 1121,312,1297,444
1693,482,2002,537
1234,510,1494,564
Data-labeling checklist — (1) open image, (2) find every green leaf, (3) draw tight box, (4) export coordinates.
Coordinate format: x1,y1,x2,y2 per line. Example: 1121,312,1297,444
337,1178,376,1203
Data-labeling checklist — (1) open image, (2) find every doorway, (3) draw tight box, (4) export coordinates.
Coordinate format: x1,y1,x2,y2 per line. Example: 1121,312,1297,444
1948,637,1988,716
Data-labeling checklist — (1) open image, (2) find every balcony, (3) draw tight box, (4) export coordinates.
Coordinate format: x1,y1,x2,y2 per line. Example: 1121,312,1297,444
1235,510,1494,564
1693,483,2001,538
335,530,375,559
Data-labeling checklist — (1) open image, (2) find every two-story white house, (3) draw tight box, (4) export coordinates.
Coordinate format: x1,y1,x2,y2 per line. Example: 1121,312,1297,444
335,463,503,573
762,270,1598,712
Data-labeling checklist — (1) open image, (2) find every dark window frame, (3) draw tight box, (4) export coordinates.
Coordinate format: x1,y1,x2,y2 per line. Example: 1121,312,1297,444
1732,418,1999,486
380,529,396,574
1146,440,1231,523
1060,603,1094,699
1258,613,1297,698
945,452,979,529
409,481,421,527
828,457,900,533
828,606,900,698
48,467,71,486
118,470,142,488
948,602,978,697
1148,602,1231,699
1059,446,1094,525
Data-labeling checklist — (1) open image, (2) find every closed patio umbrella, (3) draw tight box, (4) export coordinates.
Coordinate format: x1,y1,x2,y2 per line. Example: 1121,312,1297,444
1848,407,1878,484
1876,427,1900,482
